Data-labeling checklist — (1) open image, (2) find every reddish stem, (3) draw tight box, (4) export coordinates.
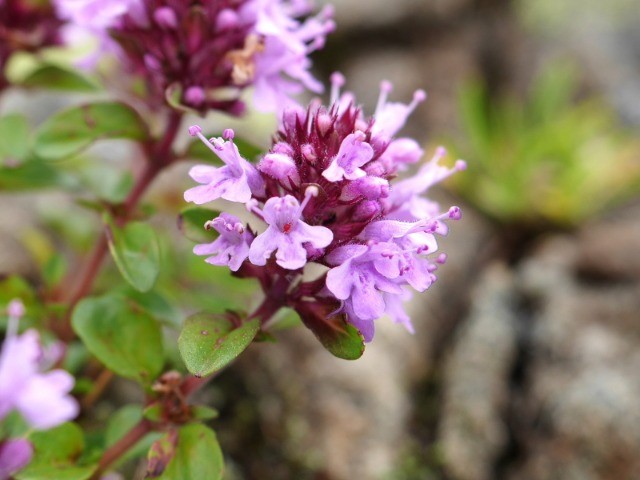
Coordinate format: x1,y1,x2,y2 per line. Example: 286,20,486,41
91,419,153,480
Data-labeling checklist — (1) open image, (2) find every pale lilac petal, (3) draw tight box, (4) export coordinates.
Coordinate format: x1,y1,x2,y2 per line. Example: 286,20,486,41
325,262,355,300
274,235,308,269
248,226,281,266
384,290,414,334
183,167,252,204
380,138,423,170
325,244,368,266
16,371,78,430
343,302,375,342
322,132,374,182
188,165,218,184
351,279,386,321
293,222,333,249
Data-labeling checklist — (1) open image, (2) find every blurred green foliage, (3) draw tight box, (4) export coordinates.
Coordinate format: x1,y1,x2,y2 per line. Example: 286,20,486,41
450,62,640,227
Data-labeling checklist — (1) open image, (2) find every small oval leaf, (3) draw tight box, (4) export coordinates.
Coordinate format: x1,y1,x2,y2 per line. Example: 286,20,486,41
19,64,100,92
33,101,149,160
178,313,259,377
105,217,161,293
71,293,164,384
295,301,365,360
15,423,97,480
156,424,223,480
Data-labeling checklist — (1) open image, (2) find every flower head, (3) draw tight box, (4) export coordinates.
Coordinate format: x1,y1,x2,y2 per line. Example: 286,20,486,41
0,0,64,88
193,213,253,271
0,300,78,430
249,188,333,269
52,0,333,114
185,75,464,343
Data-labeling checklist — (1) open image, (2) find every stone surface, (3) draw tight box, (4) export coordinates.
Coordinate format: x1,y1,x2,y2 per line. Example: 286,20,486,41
440,263,519,480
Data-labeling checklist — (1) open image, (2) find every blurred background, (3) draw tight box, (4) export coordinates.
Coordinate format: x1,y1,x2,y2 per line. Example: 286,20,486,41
2,0,640,479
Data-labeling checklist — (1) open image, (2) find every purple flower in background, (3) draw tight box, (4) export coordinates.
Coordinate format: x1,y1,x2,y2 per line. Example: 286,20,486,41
184,126,264,204
0,300,78,431
249,188,333,269
52,0,333,113
0,438,33,480
0,0,64,89
194,213,253,271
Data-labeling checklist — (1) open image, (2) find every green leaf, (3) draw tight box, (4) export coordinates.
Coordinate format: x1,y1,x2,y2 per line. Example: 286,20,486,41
121,288,182,328
177,207,220,243
19,64,100,92
190,405,219,421
71,293,164,384
0,114,29,163
156,424,223,480
16,423,97,480
178,313,260,377
105,217,161,292
77,163,134,203
42,253,68,287
33,101,149,160
295,301,365,360
143,403,164,423
0,157,75,190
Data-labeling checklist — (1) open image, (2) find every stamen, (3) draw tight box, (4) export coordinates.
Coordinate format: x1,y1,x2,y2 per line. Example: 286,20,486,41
246,198,264,220
399,89,427,119
299,185,319,213
223,128,235,141
375,80,393,116
330,72,345,105
448,206,462,220
6,299,24,339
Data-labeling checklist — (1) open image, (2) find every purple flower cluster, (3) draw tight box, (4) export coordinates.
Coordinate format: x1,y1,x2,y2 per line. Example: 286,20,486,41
0,300,78,479
0,0,64,88
53,0,333,113
185,75,465,342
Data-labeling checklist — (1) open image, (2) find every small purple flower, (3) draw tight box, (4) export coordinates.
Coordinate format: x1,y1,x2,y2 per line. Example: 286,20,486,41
0,438,33,480
53,0,332,113
249,188,333,269
371,81,427,139
0,300,78,430
325,245,403,330
184,126,265,205
385,147,466,223
258,150,300,188
193,213,253,272
322,132,374,182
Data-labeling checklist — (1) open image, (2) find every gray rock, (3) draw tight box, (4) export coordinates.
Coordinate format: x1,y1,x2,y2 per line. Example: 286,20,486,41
440,263,519,480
